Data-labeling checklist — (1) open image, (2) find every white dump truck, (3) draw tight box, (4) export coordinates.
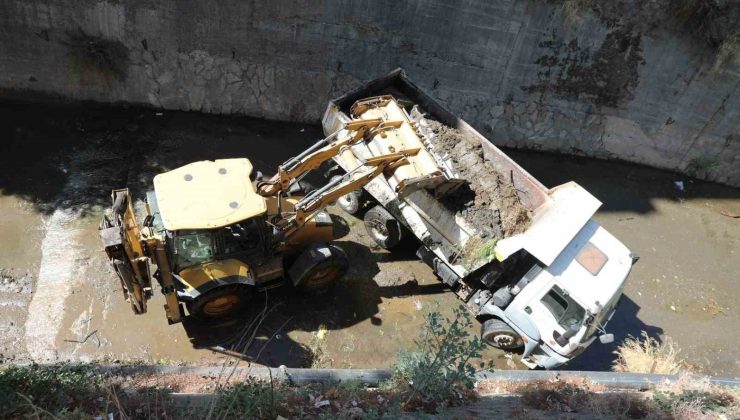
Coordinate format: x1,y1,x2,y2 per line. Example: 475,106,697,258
322,69,638,369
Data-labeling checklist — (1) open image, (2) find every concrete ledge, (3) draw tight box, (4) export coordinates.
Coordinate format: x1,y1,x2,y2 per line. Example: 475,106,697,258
95,365,740,390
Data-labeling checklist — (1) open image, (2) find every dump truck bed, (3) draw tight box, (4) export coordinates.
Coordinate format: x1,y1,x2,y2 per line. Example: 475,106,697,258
322,69,602,283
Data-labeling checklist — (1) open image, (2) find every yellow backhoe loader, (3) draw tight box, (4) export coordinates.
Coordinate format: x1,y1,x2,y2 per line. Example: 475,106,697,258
99,108,441,324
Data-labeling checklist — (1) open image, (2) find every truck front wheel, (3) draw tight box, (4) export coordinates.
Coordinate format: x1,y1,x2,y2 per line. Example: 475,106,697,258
330,176,364,215
481,318,524,350
363,205,403,249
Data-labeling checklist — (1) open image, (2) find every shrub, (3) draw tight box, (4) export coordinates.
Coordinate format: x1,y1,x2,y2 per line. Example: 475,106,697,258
654,389,739,419
0,363,104,418
386,305,490,410
612,331,683,374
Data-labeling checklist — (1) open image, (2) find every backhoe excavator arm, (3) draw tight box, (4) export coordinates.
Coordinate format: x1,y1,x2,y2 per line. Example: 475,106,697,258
99,189,182,323
99,189,152,314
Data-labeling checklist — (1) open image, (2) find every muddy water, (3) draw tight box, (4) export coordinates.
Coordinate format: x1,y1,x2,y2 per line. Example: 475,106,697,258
0,102,738,377
0,195,44,362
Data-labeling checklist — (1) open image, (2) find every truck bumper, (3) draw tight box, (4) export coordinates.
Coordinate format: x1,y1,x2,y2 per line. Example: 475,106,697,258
523,345,571,369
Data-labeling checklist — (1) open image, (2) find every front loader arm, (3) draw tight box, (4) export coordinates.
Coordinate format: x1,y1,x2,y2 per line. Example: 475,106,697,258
278,146,420,237
257,118,384,196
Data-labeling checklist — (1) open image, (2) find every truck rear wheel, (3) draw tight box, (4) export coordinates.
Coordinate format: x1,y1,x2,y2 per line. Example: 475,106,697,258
294,245,349,291
481,318,523,350
363,205,403,249
330,175,364,215
188,284,253,320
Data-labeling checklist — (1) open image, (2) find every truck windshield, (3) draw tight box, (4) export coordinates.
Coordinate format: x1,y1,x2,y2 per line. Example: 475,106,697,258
173,231,214,269
541,285,586,330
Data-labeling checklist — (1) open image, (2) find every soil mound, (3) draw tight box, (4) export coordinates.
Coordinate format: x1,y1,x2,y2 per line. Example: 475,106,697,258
420,116,531,240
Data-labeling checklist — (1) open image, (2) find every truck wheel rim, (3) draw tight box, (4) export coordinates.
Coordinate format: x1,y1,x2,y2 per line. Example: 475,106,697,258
203,295,240,316
370,221,389,239
492,334,516,347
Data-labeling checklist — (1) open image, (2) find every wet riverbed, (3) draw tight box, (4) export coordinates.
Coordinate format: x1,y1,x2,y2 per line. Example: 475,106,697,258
0,102,738,377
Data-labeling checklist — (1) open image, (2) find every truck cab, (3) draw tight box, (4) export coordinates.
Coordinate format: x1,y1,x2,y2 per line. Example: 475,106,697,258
485,219,635,368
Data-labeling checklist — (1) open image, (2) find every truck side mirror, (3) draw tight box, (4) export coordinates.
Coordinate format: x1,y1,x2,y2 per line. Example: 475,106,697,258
599,333,614,344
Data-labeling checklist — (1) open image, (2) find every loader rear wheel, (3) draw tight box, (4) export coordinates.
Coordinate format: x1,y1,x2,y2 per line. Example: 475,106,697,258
330,175,363,215
363,205,403,249
481,318,523,350
188,285,253,320
295,245,349,291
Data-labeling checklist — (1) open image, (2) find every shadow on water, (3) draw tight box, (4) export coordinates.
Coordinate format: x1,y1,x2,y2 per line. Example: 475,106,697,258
0,101,323,215
181,240,448,367
1,101,738,218
504,149,740,215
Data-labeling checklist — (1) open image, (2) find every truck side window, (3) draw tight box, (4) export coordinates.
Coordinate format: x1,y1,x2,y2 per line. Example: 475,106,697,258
541,286,586,330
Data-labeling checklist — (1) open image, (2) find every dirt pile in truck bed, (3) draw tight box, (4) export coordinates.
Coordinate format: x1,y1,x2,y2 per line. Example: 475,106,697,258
419,115,531,241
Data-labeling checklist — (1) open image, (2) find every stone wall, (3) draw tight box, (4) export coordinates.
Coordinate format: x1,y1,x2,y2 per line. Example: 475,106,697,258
0,0,738,185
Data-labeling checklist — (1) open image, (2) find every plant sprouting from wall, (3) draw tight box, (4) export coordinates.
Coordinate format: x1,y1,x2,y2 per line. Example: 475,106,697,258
61,28,130,81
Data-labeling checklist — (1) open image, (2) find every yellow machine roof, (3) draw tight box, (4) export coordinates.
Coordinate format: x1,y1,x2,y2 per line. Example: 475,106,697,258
153,158,266,231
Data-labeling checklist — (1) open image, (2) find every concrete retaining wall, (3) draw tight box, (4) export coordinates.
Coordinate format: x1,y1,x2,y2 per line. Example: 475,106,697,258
0,0,738,185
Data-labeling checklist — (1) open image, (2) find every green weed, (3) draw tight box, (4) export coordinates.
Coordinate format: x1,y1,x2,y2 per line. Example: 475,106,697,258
385,306,490,411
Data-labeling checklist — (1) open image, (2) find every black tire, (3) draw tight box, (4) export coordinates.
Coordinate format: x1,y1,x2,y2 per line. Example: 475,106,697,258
481,318,524,350
295,245,349,291
363,205,403,249
188,284,253,320
330,175,363,215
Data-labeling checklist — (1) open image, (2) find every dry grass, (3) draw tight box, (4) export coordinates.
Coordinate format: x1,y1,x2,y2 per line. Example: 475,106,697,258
507,374,739,419
512,378,654,418
653,373,740,420
306,324,331,368
612,331,683,374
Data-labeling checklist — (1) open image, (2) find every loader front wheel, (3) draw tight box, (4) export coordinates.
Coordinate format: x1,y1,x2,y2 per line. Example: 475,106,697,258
363,205,403,249
295,245,349,291
188,285,252,320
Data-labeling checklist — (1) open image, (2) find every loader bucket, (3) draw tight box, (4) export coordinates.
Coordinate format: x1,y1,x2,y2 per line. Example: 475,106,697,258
349,96,463,196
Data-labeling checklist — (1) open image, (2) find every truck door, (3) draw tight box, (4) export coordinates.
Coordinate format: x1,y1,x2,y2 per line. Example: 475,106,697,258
526,284,587,355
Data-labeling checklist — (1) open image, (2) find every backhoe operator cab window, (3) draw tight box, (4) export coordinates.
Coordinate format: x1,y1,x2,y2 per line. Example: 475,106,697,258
173,231,214,269
541,285,586,330
169,217,268,270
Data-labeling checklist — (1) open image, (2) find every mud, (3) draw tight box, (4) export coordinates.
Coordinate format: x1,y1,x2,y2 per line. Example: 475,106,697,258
418,114,531,240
